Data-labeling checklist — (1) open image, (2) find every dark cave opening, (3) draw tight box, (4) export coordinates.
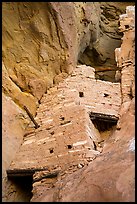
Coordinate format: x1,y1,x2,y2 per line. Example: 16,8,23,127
78,46,103,67
7,175,33,202
77,38,122,83
78,46,117,82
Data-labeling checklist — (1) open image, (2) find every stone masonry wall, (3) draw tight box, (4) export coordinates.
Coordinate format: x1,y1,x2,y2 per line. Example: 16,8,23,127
30,6,135,202
8,65,121,181
3,4,135,202
115,6,135,104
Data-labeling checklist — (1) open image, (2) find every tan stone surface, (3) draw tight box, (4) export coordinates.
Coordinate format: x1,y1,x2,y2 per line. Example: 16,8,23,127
31,97,135,202
2,2,135,202
115,6,135,104
30,6,135,202
8,65,121,175
2,93,29,201
2,2,134,114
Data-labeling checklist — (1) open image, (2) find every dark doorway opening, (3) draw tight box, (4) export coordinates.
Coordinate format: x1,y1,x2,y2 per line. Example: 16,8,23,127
89,112,118,140
7,174,33,202
89,112,118,132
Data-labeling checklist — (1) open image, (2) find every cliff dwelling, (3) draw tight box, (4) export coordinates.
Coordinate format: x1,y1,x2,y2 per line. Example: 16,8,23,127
2,2,135,202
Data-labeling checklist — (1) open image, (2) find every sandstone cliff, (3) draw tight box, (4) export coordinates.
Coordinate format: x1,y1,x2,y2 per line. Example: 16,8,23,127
2,2,133,112
2,2,135,202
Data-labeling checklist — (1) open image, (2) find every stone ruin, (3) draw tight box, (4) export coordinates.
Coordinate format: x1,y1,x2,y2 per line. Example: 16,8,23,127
6,5,135,201
115,6,135,104
7,65,121,180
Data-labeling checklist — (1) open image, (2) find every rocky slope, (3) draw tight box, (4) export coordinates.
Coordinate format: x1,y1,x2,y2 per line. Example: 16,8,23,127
2,2,135,202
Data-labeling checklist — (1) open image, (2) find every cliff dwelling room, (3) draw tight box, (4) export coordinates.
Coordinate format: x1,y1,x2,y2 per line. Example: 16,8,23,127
2,2,135,202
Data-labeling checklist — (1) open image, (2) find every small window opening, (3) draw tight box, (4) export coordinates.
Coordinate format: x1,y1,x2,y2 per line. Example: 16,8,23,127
125,25,129,29
67,145,72,149
104,93,109,97
49,148,54,153
79,92,84,97
50,131,55,135
60,116,65,121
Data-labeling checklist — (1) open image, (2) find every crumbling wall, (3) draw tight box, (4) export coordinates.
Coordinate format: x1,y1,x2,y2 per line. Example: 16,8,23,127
115,6,135,104
2,2,135,202
29,6,135,202
6,65,121,202
8,65,121,172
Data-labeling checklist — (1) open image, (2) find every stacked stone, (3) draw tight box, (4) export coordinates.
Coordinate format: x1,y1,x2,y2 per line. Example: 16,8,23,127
8,64,121,175
115,6,135,103
65,65,121,117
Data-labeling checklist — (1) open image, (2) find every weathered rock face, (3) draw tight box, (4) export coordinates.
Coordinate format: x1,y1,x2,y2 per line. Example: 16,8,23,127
2,2,134,112
78,2,135,81
2,2,95,113
2,93,29,201
78,2,123,67
2,2,135,202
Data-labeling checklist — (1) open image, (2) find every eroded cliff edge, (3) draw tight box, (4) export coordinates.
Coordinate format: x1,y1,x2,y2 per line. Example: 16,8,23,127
2,2,135,202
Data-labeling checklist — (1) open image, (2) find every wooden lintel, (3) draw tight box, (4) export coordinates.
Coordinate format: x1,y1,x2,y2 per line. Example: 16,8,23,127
89,112,119,123
6,167,48,177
